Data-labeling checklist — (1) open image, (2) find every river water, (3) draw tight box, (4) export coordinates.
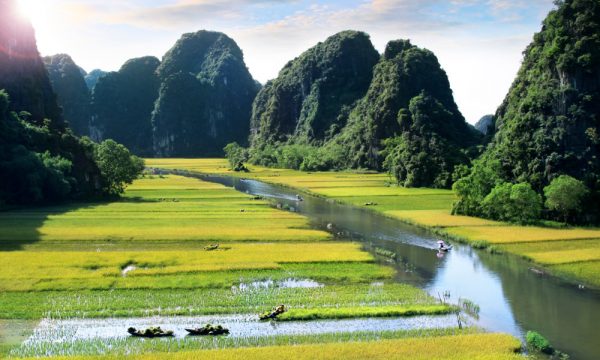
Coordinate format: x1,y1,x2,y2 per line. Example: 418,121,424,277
197,174,600,360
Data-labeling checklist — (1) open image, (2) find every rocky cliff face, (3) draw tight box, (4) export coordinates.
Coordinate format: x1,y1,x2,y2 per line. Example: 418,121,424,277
250,30,379,147
92,56,160,156
152,30,259,157
0,0,62,125
43,54,91,135
474,115,494,135
84,69,107,91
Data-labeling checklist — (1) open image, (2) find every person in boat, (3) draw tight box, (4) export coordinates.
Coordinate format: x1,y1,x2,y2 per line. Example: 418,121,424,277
437,240,452,251
259,304,287,320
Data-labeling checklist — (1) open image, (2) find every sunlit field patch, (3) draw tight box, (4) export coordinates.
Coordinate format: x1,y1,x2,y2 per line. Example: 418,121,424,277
0,283,434,319
386,210,502,227
444,226,600,244
310,186,452,197
0,242,378,291
278,305,452,321
9,328,475,358
549,261,600,287
13,333,523,360
0,175,330,244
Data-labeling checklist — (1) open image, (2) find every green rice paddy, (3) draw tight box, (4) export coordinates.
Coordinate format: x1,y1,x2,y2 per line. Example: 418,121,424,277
146,158,600,289
2,173,506,358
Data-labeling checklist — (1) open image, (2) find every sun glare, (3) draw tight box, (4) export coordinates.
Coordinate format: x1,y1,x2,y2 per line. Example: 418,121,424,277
17,0,53,27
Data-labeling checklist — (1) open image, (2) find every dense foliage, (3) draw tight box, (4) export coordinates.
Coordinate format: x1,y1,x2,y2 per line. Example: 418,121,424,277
92,56,160,156
381,91,472,188
250,31,379,147
544,175,589,222
0,90,102,205
248,36,479,186
43,54,92,136
334,39,480,172
94,139,144,195
0,0,62,126
152,30,259,157
223,142,248,171
454,0,600,223
0,1,143,206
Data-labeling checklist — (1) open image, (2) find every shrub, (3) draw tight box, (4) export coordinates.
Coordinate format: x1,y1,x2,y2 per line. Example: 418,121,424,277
544,175,589,222
526,330,554,354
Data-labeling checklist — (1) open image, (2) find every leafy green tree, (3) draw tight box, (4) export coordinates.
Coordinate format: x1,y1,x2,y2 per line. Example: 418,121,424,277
544,175,589,222
224,142,249,172
482,182,542,224
94,140,144,195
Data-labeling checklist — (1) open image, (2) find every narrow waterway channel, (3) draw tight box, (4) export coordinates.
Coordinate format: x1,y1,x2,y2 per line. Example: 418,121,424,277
196,173,600,360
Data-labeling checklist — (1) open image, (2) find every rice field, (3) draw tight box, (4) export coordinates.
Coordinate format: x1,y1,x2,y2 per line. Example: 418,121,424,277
145,158,600,288
12,333,523,360
3,173,507,358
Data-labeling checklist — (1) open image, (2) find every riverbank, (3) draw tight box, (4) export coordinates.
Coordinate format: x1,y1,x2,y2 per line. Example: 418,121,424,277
146,158,600,289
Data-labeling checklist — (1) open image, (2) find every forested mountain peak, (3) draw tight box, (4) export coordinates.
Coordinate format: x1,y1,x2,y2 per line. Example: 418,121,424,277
152,30,258,157
250,30,380,147
454,0,600,223
92,56,161,156
43,54,91,136
333,38,480,185
157,30,245,82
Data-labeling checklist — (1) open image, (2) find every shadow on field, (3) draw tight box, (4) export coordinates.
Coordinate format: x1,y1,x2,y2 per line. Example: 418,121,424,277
0,197,156,251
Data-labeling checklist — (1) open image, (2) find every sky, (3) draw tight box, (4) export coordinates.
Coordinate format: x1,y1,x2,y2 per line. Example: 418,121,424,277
19,0,555,124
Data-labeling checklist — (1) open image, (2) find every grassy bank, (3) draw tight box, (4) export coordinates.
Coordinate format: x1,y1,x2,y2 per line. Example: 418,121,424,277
146,158,600,288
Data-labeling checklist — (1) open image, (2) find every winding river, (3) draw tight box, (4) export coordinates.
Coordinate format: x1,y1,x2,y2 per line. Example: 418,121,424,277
197,174,600,360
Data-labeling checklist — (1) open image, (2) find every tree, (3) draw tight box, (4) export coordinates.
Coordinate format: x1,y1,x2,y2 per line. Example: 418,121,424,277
544,175,589,222
94,140,144,195
223,142,248,172
482,182,542,224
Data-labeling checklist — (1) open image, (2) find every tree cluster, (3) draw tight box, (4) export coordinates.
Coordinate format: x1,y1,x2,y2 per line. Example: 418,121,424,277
453,0,600,224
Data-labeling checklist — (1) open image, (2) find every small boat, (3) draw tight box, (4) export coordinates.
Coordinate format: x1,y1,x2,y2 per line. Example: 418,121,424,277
437,240,453,252
204,244,220,251
185,324,230,336
295,194,304,201
259,304,287,320
438,245,453,252
127,326,174,338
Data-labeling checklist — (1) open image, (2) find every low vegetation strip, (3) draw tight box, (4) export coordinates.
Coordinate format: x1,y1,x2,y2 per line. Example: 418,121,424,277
145,159,600,288
277,305,453,321
14,333,523,360
444,226,600,244
386,210,502,227
1,283,436,320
